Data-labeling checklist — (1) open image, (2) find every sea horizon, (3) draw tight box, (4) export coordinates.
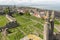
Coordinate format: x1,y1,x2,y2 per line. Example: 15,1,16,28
0,4,60,11
29,5,60,11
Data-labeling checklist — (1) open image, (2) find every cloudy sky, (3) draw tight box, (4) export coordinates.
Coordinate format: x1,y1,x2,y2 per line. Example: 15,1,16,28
0,0,60,5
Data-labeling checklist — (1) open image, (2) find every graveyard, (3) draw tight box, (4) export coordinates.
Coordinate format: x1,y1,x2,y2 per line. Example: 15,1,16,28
0,7,60,40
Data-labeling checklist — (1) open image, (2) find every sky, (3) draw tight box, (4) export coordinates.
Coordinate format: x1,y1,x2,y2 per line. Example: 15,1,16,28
0,0,60,5
0,0,60,10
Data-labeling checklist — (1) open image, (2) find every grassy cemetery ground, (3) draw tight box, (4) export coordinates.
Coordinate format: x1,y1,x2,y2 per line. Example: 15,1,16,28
0,15,8,39
0,15,8,27
0,13,60,40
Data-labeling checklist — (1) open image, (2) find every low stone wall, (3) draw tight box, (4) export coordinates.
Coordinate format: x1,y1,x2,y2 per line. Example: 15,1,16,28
6,14,16,22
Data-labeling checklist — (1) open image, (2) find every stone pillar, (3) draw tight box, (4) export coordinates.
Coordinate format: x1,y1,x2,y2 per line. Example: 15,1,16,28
44,11,50,40
50,11,55,40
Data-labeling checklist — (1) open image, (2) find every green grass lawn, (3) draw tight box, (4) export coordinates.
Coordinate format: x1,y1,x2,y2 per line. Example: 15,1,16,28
6,14,44,40
0,13,59,40
54,19,60,25
0,15,8,27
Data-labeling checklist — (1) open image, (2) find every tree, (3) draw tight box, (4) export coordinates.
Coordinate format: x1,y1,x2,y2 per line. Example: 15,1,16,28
4,7,10,14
